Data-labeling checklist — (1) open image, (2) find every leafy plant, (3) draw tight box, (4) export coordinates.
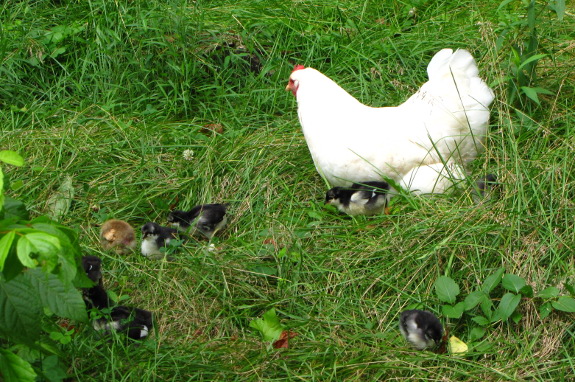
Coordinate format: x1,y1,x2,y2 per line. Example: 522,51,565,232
0,151,89,381
497,0,563,112
249,308,285,343
434,269,575,345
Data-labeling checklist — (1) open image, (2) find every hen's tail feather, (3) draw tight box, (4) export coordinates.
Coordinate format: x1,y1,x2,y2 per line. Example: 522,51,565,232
427,49,494,108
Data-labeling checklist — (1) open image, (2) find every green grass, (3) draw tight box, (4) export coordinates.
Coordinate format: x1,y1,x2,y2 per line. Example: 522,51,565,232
2,0,575,380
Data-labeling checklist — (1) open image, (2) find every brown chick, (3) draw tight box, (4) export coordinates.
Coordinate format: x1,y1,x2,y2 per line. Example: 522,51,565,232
100,219,136,254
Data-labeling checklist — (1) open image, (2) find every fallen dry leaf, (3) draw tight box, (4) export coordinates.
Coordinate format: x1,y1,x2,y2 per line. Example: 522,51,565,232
201,123,224,135
273,330,298,349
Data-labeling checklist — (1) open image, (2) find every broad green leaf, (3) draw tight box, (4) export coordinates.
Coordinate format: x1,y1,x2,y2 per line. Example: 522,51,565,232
0,274,43,344
0,231,16,271
493,293,521,322
0,348,37,382
434,276,460,304
502,274,526,293
536,286,560,299
42,355,68,382
564,283,575,297
26,268,88,322
471,315,490,326
480,296,494,319
469,327,486,341
16,232,61,270
0,150,24,167
249,308,284,342
2,197,29,220
482,268,504,294
519,285,533,298
442,302,465,319
464,290,487,310
46,175,74,221
539,302,553,319
552,296,575,313
511,311,523,324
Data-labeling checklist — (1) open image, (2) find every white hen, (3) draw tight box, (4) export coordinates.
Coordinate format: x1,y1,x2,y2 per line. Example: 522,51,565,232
286,49,494,194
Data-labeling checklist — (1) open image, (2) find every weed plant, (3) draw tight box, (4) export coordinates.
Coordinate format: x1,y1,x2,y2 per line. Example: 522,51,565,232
1,0,574,380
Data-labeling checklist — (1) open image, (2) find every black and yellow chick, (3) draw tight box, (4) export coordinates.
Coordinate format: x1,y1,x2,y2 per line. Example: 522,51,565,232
81,255,153,340
141,222,180,258
325,181,390,216
399,309,443,350
167,203,227,239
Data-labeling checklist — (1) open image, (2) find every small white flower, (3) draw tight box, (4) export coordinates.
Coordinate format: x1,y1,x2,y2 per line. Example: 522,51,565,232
182,149,194,161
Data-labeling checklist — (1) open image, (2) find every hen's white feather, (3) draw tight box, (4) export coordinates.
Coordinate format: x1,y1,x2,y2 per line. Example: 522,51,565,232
290,49,494,192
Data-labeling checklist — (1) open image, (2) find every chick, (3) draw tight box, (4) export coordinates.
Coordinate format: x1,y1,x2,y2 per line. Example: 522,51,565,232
167,203,227,239
141,222,180,258
399,309,444,350
81,255,110,309
91,302,153,340
325,181,390,216
81,255,153,340
100,219,136,254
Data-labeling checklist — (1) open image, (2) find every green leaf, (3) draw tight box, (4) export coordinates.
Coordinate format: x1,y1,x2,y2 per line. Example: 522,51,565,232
471,316,490,326
0,348,37,382
434,276,460,304
0,274,43,345
0,171,4,212
520,87,539,104
482,268,504,294
2,197,29,220
0,231,16,271
16,232,61,270
536,286,560,299
469,327,486,341
442,302,465,319
46,175,74,221
0,151,24,167
517,54,547,71
539,302,553,319
480,296,494,319
553,0,565,20
42,355,68,382
464,290,487,310
249,308,284,342
26,268,88,322
519,285,533,298
511,311,523,324
564,283,575,297
551,296,575,313
493,293,522,322
502,274,526,293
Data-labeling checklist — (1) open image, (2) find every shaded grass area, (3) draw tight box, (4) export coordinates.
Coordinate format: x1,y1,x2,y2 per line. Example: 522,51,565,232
2,0,575,380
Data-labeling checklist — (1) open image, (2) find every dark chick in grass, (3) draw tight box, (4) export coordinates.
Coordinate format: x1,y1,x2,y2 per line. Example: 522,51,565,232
325,181,391,216
399,309,444,350
141,222,180,258
81,256,111,309
81,255,153,340
167,203,227,239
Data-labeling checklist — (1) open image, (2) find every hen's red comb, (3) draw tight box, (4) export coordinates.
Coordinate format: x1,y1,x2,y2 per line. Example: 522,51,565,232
292,64,305,72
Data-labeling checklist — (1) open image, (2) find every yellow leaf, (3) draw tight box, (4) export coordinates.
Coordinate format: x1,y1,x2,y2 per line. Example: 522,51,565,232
449,335,468,355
